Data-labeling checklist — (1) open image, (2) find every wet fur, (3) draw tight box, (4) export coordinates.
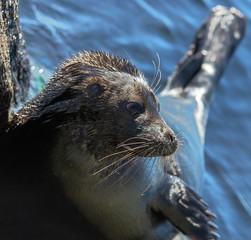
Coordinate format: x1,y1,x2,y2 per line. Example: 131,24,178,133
3,51,178,240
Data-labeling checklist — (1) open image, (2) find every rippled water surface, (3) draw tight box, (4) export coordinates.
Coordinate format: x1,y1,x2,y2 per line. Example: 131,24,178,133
19,0,251,239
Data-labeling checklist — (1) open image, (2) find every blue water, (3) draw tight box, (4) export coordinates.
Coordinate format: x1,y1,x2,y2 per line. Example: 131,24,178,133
19,0,251,239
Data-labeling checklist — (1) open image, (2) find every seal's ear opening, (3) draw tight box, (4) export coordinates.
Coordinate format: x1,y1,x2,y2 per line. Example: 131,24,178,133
46,87,80,106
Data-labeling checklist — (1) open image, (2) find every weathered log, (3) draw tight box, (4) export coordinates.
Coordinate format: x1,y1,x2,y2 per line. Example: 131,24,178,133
0,0,30,133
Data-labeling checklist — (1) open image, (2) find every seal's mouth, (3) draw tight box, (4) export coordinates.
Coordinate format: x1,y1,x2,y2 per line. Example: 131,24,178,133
92,134,180,191
123,145,133,151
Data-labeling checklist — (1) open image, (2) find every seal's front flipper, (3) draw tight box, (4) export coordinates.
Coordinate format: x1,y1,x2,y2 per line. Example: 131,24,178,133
164,6,245,108
148,176,220,240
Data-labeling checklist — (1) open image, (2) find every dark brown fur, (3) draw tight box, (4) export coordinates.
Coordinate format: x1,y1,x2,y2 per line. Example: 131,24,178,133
0,51,178,240
8,51,177,161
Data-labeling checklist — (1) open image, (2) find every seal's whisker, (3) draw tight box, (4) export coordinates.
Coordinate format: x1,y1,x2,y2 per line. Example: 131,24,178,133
151,60,157,88
98,143,150,162
150,53,161,91
123,49,134,65
152,53,162,92
166,155,172,171
97,149,134,162
142,141,178,193
119,143,153,153
117,141,150,149
95,127,179,192
99,144,150,174
142,156,162,194
110,155,139,179
149,143,163,176
132,147,159,186
152,70,162,92
108,147,153,177
176,148,181,161
176,131,184,137
176,131,184,146
165,155,170,171
119,136,152,145
141,146,159,174
150,59,158,89
108,155,146,189
154,156,165,190
93,151,136,176
159,155,168,185
100,145,150,175
165,155,170,172
160,146,169,172
150,60,159,88
122,147,156,186
171,151,180,176
173,151,177,165
140,145,162,193
116,143,152,153
154,83,162,94
148,153,159,174
94,147,152,187
140,147,158,171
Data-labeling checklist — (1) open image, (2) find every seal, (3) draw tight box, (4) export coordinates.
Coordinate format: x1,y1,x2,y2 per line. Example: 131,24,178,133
1,51,218,240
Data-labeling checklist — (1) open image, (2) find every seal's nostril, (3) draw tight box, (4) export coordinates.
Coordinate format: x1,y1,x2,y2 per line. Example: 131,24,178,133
167,133,178,146
163,132,176,145
169,134,173,142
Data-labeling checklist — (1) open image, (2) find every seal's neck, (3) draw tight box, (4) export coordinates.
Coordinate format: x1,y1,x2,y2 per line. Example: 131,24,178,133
52,130,153,240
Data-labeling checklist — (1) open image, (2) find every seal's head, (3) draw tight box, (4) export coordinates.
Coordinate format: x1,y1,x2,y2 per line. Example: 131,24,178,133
14,51,179,240
50,51,177,159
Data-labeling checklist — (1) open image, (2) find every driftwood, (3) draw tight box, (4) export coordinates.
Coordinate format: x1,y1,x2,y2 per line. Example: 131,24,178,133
0,0,30,133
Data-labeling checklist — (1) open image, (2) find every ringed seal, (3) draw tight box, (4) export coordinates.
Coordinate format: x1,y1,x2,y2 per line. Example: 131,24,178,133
1,51,218,240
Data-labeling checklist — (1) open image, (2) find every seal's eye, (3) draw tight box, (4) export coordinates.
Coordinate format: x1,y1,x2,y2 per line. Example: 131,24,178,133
126,102,143,116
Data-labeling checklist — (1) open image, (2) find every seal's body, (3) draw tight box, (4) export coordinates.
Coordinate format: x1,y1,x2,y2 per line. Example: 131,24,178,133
1,52,218,240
